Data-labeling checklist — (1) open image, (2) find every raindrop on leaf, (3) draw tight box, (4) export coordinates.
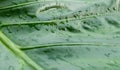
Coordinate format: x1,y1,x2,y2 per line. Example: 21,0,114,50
113,7,116,10
86,47,91,52
104,53,111,57
8,66,14,70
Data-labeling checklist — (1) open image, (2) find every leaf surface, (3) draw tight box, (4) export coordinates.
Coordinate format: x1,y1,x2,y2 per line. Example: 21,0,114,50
0,0,120,70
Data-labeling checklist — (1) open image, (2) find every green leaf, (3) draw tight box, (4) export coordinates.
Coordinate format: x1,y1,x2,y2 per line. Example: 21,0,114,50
0,0,120,70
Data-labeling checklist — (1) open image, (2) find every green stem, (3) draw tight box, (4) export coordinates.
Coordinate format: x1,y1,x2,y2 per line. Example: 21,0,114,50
0,31,44,70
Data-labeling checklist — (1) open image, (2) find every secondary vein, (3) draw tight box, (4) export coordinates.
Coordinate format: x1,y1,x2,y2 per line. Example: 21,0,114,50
20,42,120,50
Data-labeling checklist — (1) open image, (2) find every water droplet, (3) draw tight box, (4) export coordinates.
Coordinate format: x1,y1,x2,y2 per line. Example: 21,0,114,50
34,25,40,30
65,38,69,42
113,7,116,10
104,53,110,57
80,67,85,70
78,10,82,13
107,8,111,12
111,49,117,53
8,66,14,70
26,12,36,18
88,64,96,69
65,17,68,22
94,4,100,7
86,47,91,51
89,12,94,15
106,62,119,67
73,14,77,18
51,30,55,33
28,24,33,28
60,21,64,24
87,34,90,36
